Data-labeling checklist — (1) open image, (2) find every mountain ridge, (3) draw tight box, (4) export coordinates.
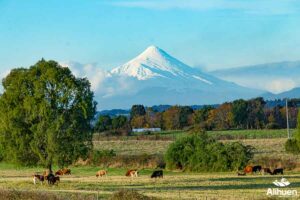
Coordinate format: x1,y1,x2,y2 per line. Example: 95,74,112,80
212,60,300,94
63,45,263,109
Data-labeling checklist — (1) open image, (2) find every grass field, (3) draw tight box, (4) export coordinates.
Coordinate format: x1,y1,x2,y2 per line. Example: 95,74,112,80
2,129,300,199
1,162,300,200
96,129,295,141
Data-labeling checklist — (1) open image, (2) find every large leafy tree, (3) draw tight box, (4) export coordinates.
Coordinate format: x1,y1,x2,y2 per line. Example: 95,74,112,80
232,99,248,129
130,105,146,119
0,60,96,170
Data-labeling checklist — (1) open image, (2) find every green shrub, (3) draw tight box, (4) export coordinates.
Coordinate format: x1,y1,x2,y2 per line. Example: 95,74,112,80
91,149,116,165
285,139,300,154
265,123,280,129
165,132,253,172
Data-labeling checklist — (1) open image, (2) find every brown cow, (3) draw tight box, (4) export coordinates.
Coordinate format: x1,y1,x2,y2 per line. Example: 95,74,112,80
262,168,272,175
126,169,138,177
96,170,107,177
55,169,63,176
33,174,45,185
244,166,253,174
55,168,71,176
62,168,71,175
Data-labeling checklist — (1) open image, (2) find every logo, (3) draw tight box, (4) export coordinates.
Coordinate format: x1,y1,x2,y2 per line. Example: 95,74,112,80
273,178,290,187
267,178,297,197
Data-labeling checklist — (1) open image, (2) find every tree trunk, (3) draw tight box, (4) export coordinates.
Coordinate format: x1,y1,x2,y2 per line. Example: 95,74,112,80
48,163,53,174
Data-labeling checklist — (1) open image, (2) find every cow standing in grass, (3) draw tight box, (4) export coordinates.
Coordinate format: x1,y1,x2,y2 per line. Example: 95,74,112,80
62,168,71,175
55,168,71,176
244,166,253,174
126,169,138,177
151,170,163,178
33,174,45,185
55,169,63,176
252,165,262,173
47,174,60,185
272,168,284,175
96,170,107,177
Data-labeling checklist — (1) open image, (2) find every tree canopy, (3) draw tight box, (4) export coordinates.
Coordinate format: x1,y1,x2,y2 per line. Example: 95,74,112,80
0,60,97,169
130,105,146,119
165,132,254,172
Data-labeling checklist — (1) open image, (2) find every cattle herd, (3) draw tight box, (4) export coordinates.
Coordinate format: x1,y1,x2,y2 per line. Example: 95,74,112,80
238,165,284,176
32,168,163,185
33,169,66,185
33,165,283,185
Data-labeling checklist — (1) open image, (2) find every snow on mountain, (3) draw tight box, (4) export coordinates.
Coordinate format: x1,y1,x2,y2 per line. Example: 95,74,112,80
110,45,214,85
63,46,263,109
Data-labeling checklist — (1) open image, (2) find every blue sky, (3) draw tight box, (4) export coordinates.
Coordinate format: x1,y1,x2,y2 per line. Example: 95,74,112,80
1,0,300,75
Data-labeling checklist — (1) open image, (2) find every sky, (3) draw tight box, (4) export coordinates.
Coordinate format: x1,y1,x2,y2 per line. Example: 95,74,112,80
1,0,300,75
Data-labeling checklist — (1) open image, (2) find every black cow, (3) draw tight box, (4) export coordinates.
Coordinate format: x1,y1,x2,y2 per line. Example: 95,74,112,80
151,170,163,178
252,165,262,173
47,174,60,185
272,168,284,175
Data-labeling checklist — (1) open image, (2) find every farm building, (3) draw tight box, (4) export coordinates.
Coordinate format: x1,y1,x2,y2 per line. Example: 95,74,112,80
132,128,161,133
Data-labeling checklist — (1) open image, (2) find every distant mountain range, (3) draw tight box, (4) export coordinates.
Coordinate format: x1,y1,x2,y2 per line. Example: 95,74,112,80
263,87,300,100
65,46,261,109
213,61,300,94
62,47,300,110
98,104,219,117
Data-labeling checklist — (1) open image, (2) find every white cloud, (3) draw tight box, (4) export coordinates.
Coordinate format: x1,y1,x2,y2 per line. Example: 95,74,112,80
110,0,299,15
265,79,296,94
60,61,108,92
60,61,138,99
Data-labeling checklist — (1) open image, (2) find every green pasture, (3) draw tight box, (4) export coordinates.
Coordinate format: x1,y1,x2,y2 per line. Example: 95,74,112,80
0,162,300,199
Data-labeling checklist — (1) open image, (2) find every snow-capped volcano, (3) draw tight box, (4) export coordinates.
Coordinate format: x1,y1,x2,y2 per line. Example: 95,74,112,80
63,46,263,109
111,45,212,84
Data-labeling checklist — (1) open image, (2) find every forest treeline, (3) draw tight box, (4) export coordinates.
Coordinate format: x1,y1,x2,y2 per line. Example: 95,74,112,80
95,97,300,135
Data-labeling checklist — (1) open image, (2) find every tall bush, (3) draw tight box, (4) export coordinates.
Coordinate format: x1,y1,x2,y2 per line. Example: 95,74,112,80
286,109,300,154
165,132,253,172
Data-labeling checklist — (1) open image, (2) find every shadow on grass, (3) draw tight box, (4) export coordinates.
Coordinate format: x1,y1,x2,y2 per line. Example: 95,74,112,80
116,182,300,192
211,175,300,182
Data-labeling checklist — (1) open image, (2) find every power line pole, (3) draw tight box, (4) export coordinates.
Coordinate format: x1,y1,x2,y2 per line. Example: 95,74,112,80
286,98,290,139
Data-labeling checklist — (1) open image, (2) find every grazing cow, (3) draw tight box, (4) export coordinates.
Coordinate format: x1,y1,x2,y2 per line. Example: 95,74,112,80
272,168,284,175
47,174,59,185
252,165,262,173
126,169,138,177
33,174,45,185
151,170,163,178
55,168,71,176
244,166,253,174
62,168,71,175
55,176,60,182
262,168,272,175
55,169,63,176
96,170,107,178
